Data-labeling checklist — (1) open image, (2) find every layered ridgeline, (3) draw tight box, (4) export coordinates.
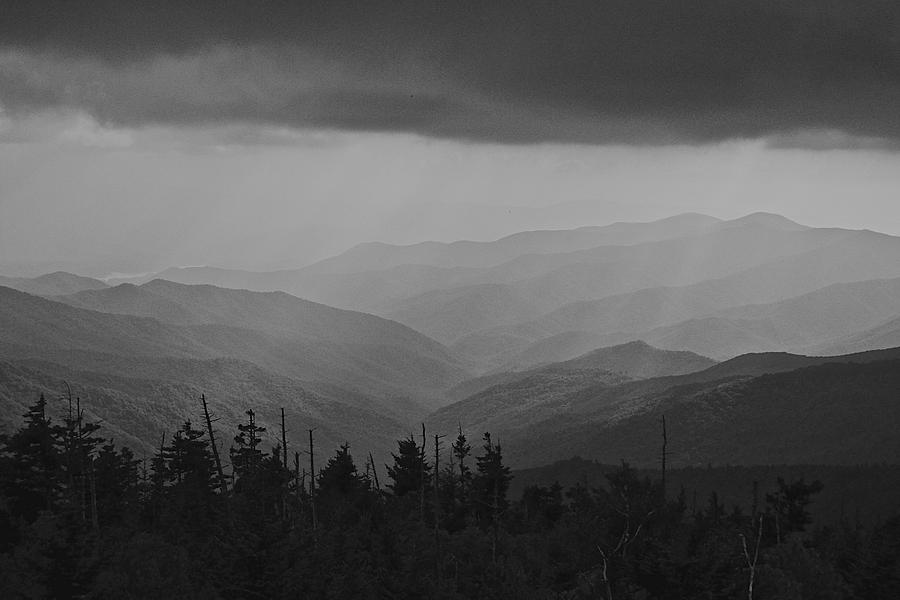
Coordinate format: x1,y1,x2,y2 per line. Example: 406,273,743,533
0,271,108,296
450,228,900,368
433,344,900,469
5,212,900,472
0,358,404,462
431,341,715,441
112,213,900,373
445,340,716,401
0,283,470,457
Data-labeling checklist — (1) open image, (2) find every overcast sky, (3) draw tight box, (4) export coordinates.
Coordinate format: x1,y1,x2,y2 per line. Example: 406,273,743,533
2,1,900,277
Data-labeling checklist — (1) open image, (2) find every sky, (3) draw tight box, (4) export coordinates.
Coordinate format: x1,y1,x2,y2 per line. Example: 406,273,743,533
1,1,900,277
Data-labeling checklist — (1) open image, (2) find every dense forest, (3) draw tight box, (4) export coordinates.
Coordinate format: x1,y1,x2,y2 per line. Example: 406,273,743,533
1,394,898,599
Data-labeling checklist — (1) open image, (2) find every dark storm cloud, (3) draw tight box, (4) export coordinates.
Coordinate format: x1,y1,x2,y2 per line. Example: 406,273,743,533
2,0,900,144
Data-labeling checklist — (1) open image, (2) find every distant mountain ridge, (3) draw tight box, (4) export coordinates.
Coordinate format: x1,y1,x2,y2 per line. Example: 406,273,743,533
6,211,900,476
302,213,727,274
433,344,900,468
0,271,108,296
450,229,900,368
0,356,409,461
0,281,477,461
504,357,900,468
95,214,900,369
28,212,900,376
447,340,715,401
58,279,460,355
433,341,715,435
816,314,900,356
2,284,469,409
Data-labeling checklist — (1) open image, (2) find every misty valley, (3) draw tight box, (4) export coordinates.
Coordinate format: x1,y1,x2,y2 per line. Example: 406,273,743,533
2,213,900,598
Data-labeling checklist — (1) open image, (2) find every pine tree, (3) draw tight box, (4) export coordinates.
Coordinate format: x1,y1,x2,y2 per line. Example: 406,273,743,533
0,394,64,520
160,421,220,532
451,427,472,494
58,396,104,525
765,477,824,543
471,432,511,563
386,435,431,497
471,433,511,524
318,443,368,498
440,427,472,531
93,442,141,526
230,409,267,478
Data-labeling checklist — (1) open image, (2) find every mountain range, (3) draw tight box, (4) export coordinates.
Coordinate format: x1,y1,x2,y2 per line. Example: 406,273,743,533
435,346,900,468
3,212,900,470
0,282,467,458
0,271,108,296
102,213,900,369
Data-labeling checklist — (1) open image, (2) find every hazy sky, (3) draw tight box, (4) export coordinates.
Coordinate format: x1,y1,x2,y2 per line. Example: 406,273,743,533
2,1,900,277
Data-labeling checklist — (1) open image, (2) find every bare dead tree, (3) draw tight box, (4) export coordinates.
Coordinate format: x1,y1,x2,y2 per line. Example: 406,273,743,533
739,514,765,600
596,547,615,600
89,456,99,532
660,415,668,504
308,428,317,532
278,408,289,519
611,482,656,560
60,381,75,512
153,431,167,525
368,452,381,492
419,423,427,524
433,433,445,578
293,452,301,496
492,472,500,564
299,468,307,499
280,408,288,469
201,394,228,494
77,396,86,523
589,475,658,598
294,464,308,531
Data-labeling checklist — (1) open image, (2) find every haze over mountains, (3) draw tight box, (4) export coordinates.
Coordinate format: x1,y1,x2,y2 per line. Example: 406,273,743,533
112,212,900,365
3,212,900,469
435,345,900,468
0,282,466,457
0,272,108,296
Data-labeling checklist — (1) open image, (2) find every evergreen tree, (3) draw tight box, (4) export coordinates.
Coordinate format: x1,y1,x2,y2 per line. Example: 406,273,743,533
230,409,267,478
766,476,824,542
58,397,105,525
318,443,368,498
386,435,430,497
440,428,473,531
0,394,63,520
471,432,511,527
451,427,472,489
520,482,564,529
93,442,141,527
160,421,220,532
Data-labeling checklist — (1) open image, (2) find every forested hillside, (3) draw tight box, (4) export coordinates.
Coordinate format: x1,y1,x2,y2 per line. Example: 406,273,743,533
1,395,897,599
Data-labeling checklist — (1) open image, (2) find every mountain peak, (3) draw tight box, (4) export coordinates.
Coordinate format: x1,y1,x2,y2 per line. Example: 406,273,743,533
655,212,722,225
0,271,108,296
723,212,807,231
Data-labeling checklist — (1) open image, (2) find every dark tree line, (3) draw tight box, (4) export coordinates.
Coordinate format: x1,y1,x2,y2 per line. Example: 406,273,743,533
0,393,898,599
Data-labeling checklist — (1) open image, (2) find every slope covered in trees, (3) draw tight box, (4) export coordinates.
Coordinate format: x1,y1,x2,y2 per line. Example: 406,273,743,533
0,357,411,460
1,284,469,411
436,347,900,469
1,395,897,599
447,340,714,401
0,271,108,296
503,358,900,468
